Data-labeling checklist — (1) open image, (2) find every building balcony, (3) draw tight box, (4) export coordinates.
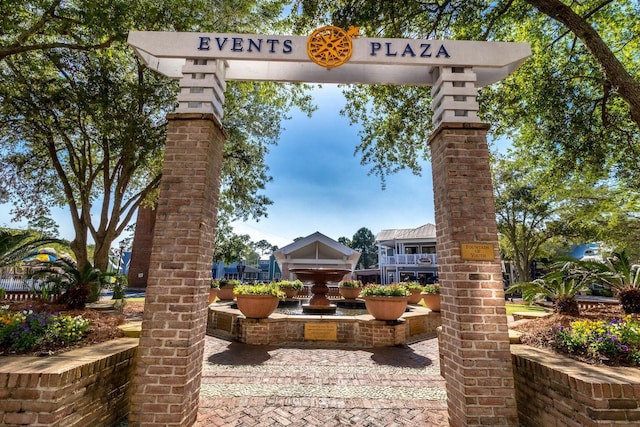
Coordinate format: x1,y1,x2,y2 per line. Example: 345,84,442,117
380,253,438,267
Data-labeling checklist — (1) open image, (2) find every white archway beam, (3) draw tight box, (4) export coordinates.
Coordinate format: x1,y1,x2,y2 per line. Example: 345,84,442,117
128,31,530,88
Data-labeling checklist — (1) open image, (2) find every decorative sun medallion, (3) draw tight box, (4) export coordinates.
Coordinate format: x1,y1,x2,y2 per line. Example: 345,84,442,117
307,26,354,68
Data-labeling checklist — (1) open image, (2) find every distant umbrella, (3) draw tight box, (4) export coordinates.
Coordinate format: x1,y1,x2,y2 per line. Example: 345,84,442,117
23,248,59,263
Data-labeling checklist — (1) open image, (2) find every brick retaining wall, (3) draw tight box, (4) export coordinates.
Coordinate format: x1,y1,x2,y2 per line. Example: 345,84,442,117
2,332,639,426
511,344,640,426
0,338,138,427
207,305,441,346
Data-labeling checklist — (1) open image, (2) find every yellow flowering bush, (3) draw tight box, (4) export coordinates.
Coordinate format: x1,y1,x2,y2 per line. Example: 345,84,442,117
555,315,640,366
0,308,89,353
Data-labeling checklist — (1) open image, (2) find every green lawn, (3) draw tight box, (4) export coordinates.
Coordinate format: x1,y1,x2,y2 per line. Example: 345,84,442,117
126,297,145,302
505,303,547,316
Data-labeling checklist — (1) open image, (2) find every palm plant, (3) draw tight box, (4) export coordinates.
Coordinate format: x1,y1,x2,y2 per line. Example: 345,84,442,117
0,229,63,268
507,259,594,316
30,257,110,308
586,251,640,314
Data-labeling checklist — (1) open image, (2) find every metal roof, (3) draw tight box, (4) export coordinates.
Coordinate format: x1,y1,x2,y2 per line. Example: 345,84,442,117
376,224,436,242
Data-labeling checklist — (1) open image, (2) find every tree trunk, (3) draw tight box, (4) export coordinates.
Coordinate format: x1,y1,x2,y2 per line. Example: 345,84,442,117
70,228,89,271
526,0,640,129
93,239,113,272
514,256,531,283
618,288,640,314
555,296,580,316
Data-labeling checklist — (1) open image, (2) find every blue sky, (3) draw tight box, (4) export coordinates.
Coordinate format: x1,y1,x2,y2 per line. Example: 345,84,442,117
230,84,436,248
0,84,508,250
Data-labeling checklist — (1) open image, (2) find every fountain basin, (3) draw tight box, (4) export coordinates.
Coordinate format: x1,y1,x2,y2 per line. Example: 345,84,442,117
206,302,441,347
290,268,351,314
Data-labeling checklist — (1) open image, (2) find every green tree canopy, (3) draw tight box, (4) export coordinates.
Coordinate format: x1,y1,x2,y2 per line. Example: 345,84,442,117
351,227,377,269
494,146,640,281
0,1,313,271
291,1,640,191
337,236,352,247
493,153,562,282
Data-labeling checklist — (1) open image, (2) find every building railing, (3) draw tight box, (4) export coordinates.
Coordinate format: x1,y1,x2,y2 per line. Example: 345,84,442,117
380,253,438,267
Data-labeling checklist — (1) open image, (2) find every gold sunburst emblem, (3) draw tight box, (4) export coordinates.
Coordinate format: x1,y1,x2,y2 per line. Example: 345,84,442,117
307,26,356,68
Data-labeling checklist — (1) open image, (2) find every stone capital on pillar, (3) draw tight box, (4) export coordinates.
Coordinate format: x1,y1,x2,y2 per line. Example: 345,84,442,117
175,58,227,127
430,66,481,128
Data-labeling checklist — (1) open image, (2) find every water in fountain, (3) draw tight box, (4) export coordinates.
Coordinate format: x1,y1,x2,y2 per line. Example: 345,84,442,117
276,301,368,316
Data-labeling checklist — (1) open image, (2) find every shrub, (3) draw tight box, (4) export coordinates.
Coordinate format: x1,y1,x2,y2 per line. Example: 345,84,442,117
0,308,89,353
30,258,110,308
108,274,128,300
360,283,410,297
554,316,640,366
506,258,594,315
339,279,362,288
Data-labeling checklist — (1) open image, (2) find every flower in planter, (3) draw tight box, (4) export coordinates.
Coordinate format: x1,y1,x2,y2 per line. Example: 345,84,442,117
219,279,242,288
360,283,409,321
233,283,286,300
421,284,441,295
403,281,424,304
403,281,424,292
274,280,304,291
210,280,221,289
420,284,441,311
360,283,410,297
339,279,363,288
216,279,242,300
233,283,286,319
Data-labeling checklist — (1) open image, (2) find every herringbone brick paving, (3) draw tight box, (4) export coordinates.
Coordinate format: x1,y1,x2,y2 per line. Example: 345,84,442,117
195,336,448,426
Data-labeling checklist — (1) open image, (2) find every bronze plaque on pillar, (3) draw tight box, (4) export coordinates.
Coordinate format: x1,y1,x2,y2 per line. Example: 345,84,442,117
304,322,337,341
460,243,495,261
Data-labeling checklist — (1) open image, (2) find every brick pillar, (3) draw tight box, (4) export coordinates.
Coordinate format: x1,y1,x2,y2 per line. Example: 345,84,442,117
129,113,225,426
127,206,157,289
429,123,518,426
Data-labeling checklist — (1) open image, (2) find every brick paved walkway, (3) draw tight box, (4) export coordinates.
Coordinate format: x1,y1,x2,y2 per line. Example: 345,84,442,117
195,336,449,426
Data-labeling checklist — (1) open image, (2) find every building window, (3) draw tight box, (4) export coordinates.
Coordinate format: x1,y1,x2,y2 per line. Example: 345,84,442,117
400,272,415,282
418,273,436,284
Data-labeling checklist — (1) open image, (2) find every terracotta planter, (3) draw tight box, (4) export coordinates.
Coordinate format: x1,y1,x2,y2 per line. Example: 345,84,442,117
339,287,362,300
208,289,219,305
236,294,280,319
421,293,441,312
363,296,409,321
408,289,423,304
282,288,298,299
217,286,236,301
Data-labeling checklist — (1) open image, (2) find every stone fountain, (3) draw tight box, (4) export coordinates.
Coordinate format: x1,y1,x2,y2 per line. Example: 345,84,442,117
290,268,350,314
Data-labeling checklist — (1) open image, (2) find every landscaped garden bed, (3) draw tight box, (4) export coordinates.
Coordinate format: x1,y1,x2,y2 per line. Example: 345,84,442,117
511,304,640,367
0,299,143,356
